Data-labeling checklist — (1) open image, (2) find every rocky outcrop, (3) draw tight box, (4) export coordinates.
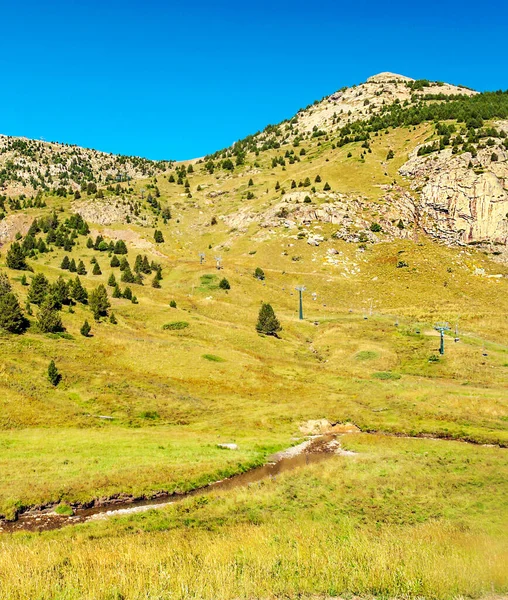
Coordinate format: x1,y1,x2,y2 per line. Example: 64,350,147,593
400,141,508,245
74,199,144,226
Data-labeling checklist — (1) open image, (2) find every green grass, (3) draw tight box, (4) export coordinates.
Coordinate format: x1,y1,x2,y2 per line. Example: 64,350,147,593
0,112,507,598
0,435,506,599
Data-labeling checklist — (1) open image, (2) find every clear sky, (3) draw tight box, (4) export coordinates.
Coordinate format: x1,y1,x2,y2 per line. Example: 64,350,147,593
1,0,506,160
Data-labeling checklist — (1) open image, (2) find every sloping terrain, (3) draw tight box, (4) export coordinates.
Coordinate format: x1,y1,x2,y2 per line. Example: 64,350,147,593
0,72,507,600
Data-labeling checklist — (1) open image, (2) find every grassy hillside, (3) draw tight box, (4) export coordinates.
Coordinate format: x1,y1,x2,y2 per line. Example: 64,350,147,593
0,75,507,598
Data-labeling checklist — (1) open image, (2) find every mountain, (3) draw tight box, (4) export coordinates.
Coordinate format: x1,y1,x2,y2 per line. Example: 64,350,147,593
1,73,507,252
0,72,507,597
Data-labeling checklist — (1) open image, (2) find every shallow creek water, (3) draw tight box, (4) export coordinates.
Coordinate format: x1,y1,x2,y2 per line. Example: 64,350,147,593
1,437,342,533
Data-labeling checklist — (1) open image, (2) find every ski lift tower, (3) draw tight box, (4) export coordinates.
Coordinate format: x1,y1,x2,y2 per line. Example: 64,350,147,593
434,322,450,355
295,285,306,320
214,255,222,270
198,252,205,265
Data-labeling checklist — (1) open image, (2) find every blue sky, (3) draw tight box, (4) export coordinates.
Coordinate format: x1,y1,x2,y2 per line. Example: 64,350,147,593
1,0,506,160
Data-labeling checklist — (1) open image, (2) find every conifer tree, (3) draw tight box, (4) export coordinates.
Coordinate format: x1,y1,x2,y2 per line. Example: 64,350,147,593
123,287,133,300
256,303,281,337
0,292,27,333
110,255,120,268
92,262,102,275
154,230,164,243
80,320,91,337
69,258,77,273
109,312,117,324
6,242,29,270
323,182,331,191
77,260,87,275
48,360,61,386
70,277,88,304
61,255,70,270
108,273,116,287
37,300,64,333
151,276,161,288
89,284,110,320
219,278,230,290
50,276,70,307
121,266,135,283
112,284,122,298
27,273,49,305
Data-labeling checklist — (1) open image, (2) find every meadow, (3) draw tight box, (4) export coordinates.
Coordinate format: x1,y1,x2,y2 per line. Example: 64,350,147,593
0,116,507,598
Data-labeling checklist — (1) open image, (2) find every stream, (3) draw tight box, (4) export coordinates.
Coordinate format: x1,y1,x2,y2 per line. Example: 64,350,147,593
0,436,345,533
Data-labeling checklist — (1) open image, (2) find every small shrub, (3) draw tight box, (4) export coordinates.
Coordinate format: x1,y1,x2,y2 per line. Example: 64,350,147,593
202,354,226,362
372,371,401,380
162,321,189,330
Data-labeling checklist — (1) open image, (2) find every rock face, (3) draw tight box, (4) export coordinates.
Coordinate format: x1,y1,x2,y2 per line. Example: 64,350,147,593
400,138,508,245
75,199,142,226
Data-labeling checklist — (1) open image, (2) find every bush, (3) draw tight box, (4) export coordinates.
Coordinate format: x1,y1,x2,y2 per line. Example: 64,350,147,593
219,278,230,290
162,321,189,330
169,300,177,308
371,371,401,380
202,354,225,362
254,267,265,280
370,222,382,232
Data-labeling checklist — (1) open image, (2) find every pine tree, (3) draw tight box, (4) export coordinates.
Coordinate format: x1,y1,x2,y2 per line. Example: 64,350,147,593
110,255,120,268
69,258,77,273
80,320,91,337
77,260,87,275
70,277,88,304
61,255,70,270
112,284,122,298
315,174,321,183
6,242,29,270
142,256,151,274
134,255,143,273
123,286,133,300
20,274,28,286
108,273,116,286
119,257,129,271
0,272,11,296
89,284,110,320
0,292,28,333
151,276,161,288
121,266,135,283
109,312,117,324
48,360,61,386
323,182,331,191
50,276,70,307
113,240,128,255
92,262,102,275
154,230,164,243
219,278,230,290
256,303,281,337
37,300,64,333
27,273,49,305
